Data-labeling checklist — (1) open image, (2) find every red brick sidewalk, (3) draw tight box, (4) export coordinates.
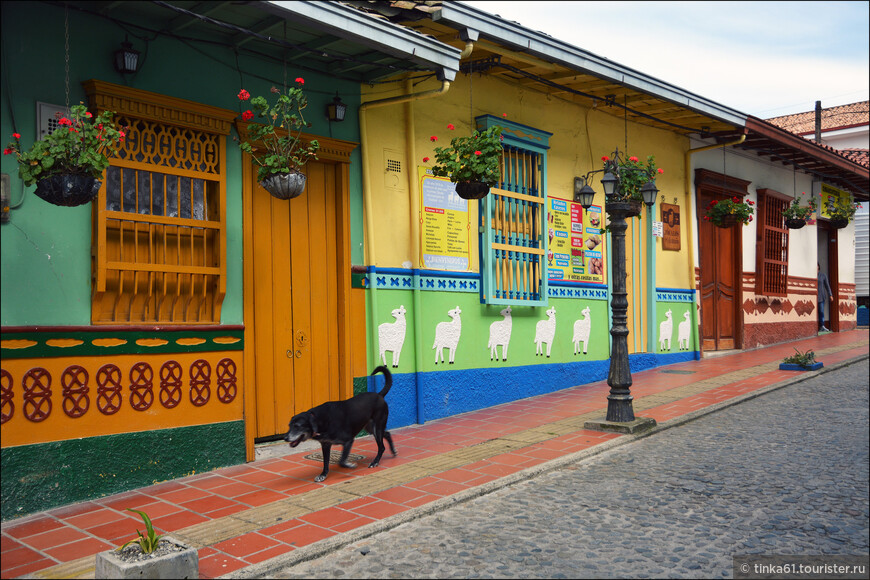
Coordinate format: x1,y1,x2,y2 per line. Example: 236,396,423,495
3,329,867,579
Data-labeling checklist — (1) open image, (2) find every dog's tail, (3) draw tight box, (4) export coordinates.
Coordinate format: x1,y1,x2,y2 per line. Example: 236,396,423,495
371,365,392,397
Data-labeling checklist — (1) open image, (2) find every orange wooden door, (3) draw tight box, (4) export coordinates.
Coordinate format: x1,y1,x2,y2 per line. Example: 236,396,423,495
248,161,346,439
699,192,742,351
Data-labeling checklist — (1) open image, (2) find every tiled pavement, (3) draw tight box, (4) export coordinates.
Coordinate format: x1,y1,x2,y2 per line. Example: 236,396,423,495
3,330,867,579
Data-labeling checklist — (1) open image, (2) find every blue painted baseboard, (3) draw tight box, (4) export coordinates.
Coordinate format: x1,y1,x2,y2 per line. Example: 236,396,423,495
779,362,823,371
369,350,701,430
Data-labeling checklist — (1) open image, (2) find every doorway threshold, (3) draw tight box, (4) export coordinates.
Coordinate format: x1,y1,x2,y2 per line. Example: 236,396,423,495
702,349,741,359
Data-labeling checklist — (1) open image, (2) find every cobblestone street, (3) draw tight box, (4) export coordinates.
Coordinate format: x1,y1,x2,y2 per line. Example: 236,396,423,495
269,359,870,579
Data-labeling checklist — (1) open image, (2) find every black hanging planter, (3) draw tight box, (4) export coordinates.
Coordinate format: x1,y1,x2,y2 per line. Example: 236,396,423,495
784,217,807,230
260,171,306,200
606,200,643,218
829,217,849,229
454,181,490,200
34,174,101,207
712,214,742,229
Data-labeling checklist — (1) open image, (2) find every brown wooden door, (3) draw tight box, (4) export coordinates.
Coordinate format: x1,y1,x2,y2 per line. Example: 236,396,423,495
699,192,742,351
245,161,350,440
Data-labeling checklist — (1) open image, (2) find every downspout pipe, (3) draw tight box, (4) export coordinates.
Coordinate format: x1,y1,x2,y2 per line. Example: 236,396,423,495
685,133,747,357
359,47,469,417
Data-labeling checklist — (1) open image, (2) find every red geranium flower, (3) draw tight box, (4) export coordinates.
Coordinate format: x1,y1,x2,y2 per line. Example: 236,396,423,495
3,148,13,155
242,110,254,122
447,123,455,130
474,150,482,156
58,118,72,126
238,89,250,101
12,132,20,139
629,156,639,163
295,77,305,85
430,136,438,142
601,156,609,161
422,156,430,162
657,168,664,174
747,200,754,205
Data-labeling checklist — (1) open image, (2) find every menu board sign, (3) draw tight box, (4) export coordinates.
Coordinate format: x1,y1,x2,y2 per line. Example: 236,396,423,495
419,168,471,271
546,196,606,284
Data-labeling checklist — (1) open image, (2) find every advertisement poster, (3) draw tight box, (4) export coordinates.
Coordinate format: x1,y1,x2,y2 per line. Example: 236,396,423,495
546,196,606,284
819,182,849,220
419,167,471,271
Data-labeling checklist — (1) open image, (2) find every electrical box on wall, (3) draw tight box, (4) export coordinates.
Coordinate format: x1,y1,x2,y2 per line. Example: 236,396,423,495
36,102,69,139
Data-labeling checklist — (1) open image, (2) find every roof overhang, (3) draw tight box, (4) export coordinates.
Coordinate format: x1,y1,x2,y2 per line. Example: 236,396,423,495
719,117,870,199
426,1,746,134
263,1,460,81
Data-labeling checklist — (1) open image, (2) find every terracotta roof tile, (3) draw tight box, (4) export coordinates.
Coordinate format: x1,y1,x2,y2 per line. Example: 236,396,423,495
842,148,869,168
766,101,869,135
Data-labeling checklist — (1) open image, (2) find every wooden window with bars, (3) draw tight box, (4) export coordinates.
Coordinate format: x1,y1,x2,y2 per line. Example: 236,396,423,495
85,81,237,324
476,114,551,306
755,188,790,297
480,146,547,304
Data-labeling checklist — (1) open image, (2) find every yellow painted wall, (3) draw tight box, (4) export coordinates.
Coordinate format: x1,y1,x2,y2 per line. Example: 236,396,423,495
361,72,692,292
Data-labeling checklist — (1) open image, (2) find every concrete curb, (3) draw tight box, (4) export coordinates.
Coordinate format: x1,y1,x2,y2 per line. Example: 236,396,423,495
222,354,868,579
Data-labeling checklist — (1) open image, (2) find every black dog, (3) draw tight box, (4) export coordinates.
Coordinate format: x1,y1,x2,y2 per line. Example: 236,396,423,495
284,366,397,482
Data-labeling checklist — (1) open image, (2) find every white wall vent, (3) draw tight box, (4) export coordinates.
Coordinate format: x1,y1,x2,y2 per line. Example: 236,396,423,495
36,102,70,140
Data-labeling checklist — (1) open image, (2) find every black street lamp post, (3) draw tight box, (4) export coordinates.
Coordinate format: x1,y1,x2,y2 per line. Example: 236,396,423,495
576,149,659,430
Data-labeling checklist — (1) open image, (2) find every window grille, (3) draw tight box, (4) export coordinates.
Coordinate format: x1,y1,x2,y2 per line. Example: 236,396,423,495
477,115,551,306
755,189,790,297
86,81,235,324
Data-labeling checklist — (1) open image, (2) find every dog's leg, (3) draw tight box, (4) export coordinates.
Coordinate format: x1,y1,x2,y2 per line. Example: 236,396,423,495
316,442,332,482
337,441,357,470
384,430,397,456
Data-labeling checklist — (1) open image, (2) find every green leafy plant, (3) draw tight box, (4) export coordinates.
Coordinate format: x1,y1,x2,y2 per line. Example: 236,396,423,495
425,123,504,185
782,348,817,368
703,196,755,226
4,103,125,186
602,153,663,203
236,82,320,183
781,194,817,222
824,193,861,222
117,508,164,554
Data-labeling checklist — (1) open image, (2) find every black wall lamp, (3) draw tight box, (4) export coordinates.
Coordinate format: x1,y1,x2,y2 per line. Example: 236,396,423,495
114,37,140,75
573,176,596,208
326,95,346,122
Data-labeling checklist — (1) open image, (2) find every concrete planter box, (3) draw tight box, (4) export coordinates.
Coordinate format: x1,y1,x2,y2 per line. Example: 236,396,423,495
95,537,198,579
779,362,823,371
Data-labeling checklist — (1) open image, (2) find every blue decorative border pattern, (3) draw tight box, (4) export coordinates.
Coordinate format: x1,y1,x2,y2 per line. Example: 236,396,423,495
547,283,608,300
656,287,696,303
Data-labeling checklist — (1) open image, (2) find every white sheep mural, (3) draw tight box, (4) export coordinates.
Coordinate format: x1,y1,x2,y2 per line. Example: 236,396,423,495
572,306,592,355
678,310,692,350
378,305,407,368
534,306,557,357
659,309,673,351
488,306,512,361
433,306,462,364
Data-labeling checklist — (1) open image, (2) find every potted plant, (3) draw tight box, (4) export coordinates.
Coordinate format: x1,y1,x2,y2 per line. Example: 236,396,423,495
703,196,755,228
236,81,320,200
425,123,504,200
600,152,663,217
779,348,823,371
781,194,817,229
95,508,198,579
824,194,860,229
4,103,125,207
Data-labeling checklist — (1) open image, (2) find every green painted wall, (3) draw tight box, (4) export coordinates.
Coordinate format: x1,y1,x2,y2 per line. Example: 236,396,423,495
1,421,245,522
0,1,363,327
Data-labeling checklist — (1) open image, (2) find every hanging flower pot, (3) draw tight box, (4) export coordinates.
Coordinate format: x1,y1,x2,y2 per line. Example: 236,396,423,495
713,214,744,228
260,171,306,200
703,196,754,228
605,199,643,218
454,180,490,200
784,217,807,230
829,217,849,229
34,173,102,207
5,103,125,208
236,82,320,199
